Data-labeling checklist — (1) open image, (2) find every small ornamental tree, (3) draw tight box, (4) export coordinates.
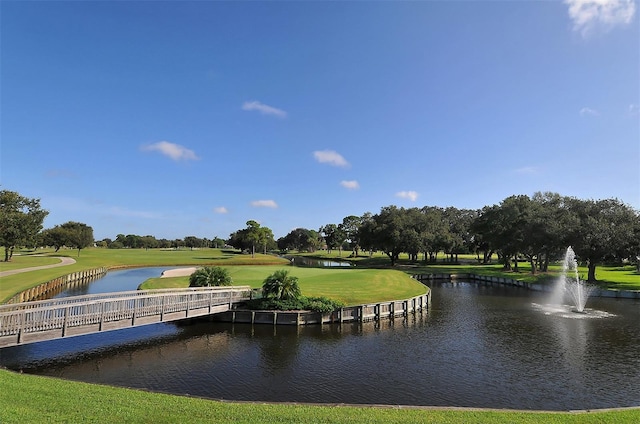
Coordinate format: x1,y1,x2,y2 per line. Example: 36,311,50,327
189,266,232,287
261,269,300,301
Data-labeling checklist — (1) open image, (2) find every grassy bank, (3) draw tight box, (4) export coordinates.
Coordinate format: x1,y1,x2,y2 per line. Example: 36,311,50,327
295,251,640,290
1,369,638,424
0,248,288,303
140,266,426,305
2,249,639,422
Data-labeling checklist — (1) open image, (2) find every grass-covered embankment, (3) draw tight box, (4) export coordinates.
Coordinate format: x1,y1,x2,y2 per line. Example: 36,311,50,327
140,265,426,305
0,248,288,303
1,369,639,424
294,251,640,290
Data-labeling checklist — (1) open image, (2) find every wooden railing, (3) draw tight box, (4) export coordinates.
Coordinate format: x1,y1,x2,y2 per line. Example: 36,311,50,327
0,286,251,348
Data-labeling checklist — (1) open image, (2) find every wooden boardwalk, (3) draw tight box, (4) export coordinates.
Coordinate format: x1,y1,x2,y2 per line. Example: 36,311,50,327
0,286,251,348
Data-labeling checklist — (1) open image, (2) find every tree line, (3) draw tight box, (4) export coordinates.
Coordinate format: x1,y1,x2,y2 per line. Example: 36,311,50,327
2,188,639,281
230,192,639,282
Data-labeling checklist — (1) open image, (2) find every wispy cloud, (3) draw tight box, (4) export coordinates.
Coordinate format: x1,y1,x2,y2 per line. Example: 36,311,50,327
565,0,636,37
313,150,350,168
629,104,640,115
141,141,200,161
104,206,161,219
579,106,600,117
396,191,419,202
213,206,228,214
45,169,77,179
46,195,161,219
242,100,287,118
251,200,278,208
340,180,360,190
514,166,540,175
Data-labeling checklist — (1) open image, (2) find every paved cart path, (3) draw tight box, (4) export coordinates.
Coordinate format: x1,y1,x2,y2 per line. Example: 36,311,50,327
0,257,77,278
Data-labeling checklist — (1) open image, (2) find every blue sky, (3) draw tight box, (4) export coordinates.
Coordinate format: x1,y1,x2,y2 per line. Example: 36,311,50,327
2,1,639,241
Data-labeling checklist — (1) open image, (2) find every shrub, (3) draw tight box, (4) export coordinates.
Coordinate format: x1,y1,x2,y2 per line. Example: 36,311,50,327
189,266,232,287
246,296,343,313
261,269,300,300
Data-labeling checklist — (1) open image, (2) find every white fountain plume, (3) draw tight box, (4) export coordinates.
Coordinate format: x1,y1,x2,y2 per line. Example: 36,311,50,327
553,247,594,312
534,247,612,318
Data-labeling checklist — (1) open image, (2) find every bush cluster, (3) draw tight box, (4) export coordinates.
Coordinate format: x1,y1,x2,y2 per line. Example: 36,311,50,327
246,296,344,313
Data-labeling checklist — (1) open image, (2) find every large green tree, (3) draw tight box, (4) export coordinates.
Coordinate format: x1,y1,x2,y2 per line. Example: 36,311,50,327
340,215,363,256
227,220,275,257
0,190,49,261
360,206,414,266
565,198,639,282
320,223,346,255
40,225,70,252
59,221,94,257
277,228,321,252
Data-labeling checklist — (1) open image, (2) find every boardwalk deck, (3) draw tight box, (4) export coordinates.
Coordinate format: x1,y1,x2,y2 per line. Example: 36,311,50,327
0,286,251,348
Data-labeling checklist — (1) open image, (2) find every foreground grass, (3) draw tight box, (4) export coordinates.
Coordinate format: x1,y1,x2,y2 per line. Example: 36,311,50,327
3,250,639,422
140,266,426,305
1,369,638,424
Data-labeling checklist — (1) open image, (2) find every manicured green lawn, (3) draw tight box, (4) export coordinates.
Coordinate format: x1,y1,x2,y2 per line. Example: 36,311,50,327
295,250,640,290
140,266,427,305
0,248,288,303
0,254,62,271
1,369,638,424
2,249,639,422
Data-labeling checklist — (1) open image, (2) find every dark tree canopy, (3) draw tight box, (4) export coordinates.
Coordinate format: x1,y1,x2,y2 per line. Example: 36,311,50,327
57,221,94,256
0,190,49,261
227,221,276,257
277,228,321,253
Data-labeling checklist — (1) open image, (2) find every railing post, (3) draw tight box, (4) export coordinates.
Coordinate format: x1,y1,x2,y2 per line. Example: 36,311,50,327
160,296,165,321
17,311,24,344
99,302,104,331
62,306,69,337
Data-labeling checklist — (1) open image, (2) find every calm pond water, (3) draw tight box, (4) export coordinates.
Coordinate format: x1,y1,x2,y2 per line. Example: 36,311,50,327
53,267,177,297
1,273,639,411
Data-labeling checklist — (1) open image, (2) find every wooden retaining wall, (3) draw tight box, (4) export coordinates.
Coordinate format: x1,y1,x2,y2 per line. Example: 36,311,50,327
212,292,431,326
6,267,108,304
413,273,640,300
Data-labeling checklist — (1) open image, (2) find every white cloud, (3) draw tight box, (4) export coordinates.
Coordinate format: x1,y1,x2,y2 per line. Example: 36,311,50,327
242,100,287,118
396,191,419,202
565,0,636,37
629,104,640,115
313,150,350,168
251,200,278,208
514,166,540,175
580,107,600,116
141,141,199,161
45,169,77,179
213,206,228,214
105,206,161,219
340,180,360,190
46,195,161,219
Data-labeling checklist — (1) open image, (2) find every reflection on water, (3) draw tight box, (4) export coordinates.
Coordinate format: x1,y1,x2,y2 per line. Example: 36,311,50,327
54,267,168,297
286,256,352,267
1,282,639,410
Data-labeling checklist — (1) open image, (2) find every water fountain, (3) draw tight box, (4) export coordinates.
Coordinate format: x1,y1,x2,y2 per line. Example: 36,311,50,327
556,246,593,312
533,247,612,319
